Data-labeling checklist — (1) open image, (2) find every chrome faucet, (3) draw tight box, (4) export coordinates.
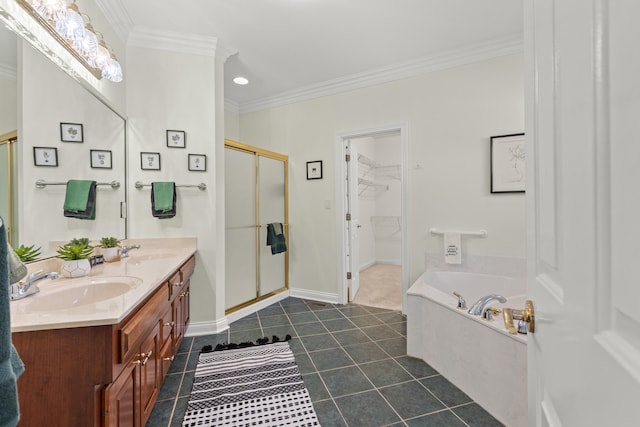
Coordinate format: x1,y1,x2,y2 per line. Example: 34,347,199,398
10,270,59,301
467,294,507,316
120,244,141,259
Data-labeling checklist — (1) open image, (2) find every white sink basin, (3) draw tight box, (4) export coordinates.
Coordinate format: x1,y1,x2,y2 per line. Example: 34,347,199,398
26,276,142,311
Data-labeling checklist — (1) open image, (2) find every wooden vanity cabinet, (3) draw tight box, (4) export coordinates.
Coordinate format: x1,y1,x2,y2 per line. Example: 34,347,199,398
13,255,195,427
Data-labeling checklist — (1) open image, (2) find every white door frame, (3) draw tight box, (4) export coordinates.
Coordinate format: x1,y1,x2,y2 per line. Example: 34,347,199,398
334,123,409,311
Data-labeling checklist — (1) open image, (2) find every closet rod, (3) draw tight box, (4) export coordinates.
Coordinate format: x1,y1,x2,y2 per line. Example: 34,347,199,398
35,179,120,190
134,181,207,191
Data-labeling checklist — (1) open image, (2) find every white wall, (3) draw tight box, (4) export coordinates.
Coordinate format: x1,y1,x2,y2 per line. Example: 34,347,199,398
0,75,16,134
18,43,126,254
239,54,525,297
126,45,222,325
225,109,240,142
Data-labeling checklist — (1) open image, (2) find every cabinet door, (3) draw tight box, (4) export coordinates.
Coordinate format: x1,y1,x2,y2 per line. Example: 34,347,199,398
139,329,160,426
104,362,139,427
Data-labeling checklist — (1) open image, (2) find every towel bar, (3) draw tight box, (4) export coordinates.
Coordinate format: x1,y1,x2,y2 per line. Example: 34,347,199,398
35,179,120,189
429,228,487,237
135,181,207,191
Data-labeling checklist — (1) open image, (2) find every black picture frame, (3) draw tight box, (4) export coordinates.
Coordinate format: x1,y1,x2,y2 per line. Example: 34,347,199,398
140,152,161,170
90,149,112,169
166,130,186,148
188,154,207,172
490,133,525,193
306,160,323,180
33,146,58,167
60,122,83,142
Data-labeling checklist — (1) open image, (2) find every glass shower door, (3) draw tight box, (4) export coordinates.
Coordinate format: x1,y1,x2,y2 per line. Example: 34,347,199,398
224,147,258,309
258,155,287,296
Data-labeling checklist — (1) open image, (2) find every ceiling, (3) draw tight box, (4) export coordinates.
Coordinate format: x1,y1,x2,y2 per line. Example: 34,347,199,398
104,1,523,112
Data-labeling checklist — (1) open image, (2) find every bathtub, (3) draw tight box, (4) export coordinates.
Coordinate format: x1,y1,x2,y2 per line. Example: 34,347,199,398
407,271,527,427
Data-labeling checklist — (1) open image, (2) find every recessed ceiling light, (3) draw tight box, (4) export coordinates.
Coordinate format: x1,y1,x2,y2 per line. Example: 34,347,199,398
233,76,249,85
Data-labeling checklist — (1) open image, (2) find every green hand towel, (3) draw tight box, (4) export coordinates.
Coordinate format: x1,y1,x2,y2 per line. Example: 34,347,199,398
152,182,176,212
63,180,94,212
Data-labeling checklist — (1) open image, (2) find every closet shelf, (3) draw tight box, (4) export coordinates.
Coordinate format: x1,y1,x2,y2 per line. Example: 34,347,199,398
358,177,388,196
357,154,400,181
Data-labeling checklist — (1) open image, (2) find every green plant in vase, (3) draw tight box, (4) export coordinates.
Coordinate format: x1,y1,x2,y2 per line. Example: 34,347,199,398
99,237,121,262
57,241,94,278
13,244,41,262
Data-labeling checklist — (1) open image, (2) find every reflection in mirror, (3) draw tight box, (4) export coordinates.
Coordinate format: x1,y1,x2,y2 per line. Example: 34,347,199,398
0,25,17,247
0,24,127,261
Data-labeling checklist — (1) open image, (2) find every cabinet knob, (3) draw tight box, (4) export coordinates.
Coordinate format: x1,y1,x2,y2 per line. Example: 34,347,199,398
163,355,175,362
172,281,183,287
164,321,175,327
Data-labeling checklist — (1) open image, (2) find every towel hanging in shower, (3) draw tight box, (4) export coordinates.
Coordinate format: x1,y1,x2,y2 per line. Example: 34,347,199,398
266,223,287,255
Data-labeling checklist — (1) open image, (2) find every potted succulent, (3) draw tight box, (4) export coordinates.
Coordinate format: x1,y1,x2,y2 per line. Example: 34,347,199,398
99,237,121,262
13,244,41,263
57,239,94,278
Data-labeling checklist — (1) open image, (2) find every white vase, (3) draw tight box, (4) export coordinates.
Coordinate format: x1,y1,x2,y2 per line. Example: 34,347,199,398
61,259,92,278
102,247,120,263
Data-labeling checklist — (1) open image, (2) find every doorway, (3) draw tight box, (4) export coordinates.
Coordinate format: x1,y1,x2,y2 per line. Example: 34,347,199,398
335,124,408,312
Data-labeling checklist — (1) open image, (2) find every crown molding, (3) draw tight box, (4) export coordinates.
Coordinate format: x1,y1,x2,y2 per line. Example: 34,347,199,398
94,0,133,43
0,62,16,80
224,98,240,114
128,27,232,59
238,36,523,114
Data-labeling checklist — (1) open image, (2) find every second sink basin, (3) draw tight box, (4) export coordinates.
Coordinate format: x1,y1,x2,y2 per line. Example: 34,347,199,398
26,276,143,311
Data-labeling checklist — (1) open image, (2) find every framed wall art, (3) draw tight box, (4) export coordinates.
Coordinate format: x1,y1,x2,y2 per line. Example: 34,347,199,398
90,149,112,169
188,154,207,171
490,133,525,193
306,160,323,180
60,122,83,142
140,152,161,170
33,147,58,166
166,130,186,148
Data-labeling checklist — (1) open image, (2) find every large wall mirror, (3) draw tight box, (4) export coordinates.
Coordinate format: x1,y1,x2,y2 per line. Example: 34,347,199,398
0,22,127,260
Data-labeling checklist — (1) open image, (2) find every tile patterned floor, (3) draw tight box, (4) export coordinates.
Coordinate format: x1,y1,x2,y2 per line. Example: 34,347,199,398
146,297,504,427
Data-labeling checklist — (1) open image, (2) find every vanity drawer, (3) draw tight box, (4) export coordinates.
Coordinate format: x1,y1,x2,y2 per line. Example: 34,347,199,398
180,256,196,283
119,285,169,363
167,270,182,299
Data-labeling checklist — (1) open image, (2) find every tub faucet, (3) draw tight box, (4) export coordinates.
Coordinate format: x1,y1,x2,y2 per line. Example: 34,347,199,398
10,270,59,301
468,294,507,316
120,244,141,259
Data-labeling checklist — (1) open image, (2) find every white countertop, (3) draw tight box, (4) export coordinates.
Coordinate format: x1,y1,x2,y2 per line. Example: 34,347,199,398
10,238,197,333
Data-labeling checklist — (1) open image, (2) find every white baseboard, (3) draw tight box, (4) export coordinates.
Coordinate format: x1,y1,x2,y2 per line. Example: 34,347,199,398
289,288,339,304
226,292,290,324
185,316,229,337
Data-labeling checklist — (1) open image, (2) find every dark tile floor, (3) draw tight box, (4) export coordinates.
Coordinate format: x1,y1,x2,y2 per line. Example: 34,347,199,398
146,297,503,427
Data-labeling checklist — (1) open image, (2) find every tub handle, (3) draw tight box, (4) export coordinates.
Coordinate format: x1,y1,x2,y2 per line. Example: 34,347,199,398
452,291,467,309
503,300,536,334
482,307,501,321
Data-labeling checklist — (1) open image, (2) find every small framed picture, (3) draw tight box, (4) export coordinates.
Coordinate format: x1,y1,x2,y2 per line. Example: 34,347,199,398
140,152,161,170
490,133,525,193
188,154,207,171
306,160,323,180
60,122,83,142
166,130,186,148
33,146,58,167
90,149,112,169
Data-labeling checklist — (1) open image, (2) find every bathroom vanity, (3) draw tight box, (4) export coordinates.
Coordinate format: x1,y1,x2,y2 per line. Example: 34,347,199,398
10,238,196,427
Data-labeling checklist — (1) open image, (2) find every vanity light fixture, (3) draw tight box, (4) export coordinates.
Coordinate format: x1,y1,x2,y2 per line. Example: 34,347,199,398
233,76,249,85
17,0,123,82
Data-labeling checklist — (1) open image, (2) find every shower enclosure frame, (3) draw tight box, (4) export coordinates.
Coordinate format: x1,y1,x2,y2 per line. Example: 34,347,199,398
224,139,289,314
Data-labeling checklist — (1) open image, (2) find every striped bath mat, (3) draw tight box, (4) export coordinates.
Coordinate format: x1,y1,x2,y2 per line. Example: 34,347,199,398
182,341,320,426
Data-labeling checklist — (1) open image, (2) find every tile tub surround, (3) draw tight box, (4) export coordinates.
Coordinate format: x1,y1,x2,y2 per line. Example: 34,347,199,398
11,237,197,332
147,298,504,427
